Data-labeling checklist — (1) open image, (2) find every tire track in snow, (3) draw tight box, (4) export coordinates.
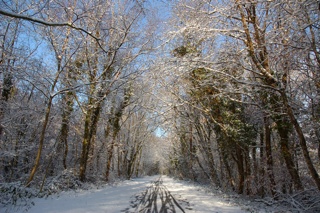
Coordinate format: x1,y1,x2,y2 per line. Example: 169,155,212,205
122,176,190,213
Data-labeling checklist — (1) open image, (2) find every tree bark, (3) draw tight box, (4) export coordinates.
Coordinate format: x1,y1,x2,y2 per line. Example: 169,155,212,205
26,96,53,186
234,143,245,194
105,98,129,181
276,116,303,190
26,52,63,185
79,101,102,181
57,91,73,170
280,90,320,190
264,117,277,196
259,130,265,197
105,133,117,182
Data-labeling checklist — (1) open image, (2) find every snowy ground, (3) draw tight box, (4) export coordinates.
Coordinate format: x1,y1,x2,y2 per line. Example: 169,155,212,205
162,176,248,213
1,175,274,213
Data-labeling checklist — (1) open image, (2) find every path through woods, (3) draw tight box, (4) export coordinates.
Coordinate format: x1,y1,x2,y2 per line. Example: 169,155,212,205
3,176,257,213
1,1,320,212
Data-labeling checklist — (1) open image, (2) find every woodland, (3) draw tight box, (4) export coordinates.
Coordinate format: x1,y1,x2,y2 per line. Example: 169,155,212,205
0,0,319,211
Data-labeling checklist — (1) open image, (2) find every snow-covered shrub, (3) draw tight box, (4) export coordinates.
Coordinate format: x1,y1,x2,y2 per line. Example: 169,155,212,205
0,181,36,208
277,188,320,213
41,170,82,195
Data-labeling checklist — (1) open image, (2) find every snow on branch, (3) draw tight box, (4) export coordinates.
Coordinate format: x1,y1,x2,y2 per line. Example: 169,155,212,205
0,9,100,42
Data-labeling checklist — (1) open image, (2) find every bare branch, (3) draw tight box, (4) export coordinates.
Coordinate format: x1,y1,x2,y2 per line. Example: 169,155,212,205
0,9,100,41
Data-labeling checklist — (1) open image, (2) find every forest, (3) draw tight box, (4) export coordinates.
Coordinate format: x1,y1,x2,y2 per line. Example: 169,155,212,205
0,0,319,210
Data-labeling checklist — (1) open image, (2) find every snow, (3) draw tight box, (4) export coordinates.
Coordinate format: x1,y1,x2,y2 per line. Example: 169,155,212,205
162,176,248,213
1,175,251,213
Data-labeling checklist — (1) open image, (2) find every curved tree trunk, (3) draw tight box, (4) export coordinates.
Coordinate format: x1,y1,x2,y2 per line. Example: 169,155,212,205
26,96,53,186
26,54,63,186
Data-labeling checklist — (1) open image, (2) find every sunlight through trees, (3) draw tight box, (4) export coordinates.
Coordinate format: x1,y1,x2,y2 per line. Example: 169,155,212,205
0,0,320,211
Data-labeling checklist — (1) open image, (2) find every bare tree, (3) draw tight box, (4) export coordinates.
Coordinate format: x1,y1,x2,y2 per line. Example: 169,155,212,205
158,0,320,197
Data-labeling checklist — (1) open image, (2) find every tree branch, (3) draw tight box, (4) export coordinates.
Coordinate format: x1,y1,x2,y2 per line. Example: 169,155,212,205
0,9,100,41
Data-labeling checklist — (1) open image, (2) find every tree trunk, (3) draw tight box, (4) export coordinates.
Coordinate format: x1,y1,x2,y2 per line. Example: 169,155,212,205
105,112,122,181
105,138,115,182
135,148,142,177
280,90,320,190
264,117,277,196
252,140,259,193
244,148,251,195
215,126,235,191
127,145,142,179
234,143,245,194
207,143,220,187
57,92,73,170
79,102,102,181
258,130,265,197
105,95,131,181
195,154,211,180
276,116,303,190
79,109,92,182
26,97,53,186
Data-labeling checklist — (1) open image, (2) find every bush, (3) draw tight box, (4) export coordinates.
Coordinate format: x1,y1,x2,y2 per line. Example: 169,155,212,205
41,170,82,195
0,181,36,211
0,170,82,212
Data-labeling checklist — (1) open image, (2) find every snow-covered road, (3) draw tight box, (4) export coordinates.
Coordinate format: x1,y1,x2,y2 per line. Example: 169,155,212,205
2,176,249,213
